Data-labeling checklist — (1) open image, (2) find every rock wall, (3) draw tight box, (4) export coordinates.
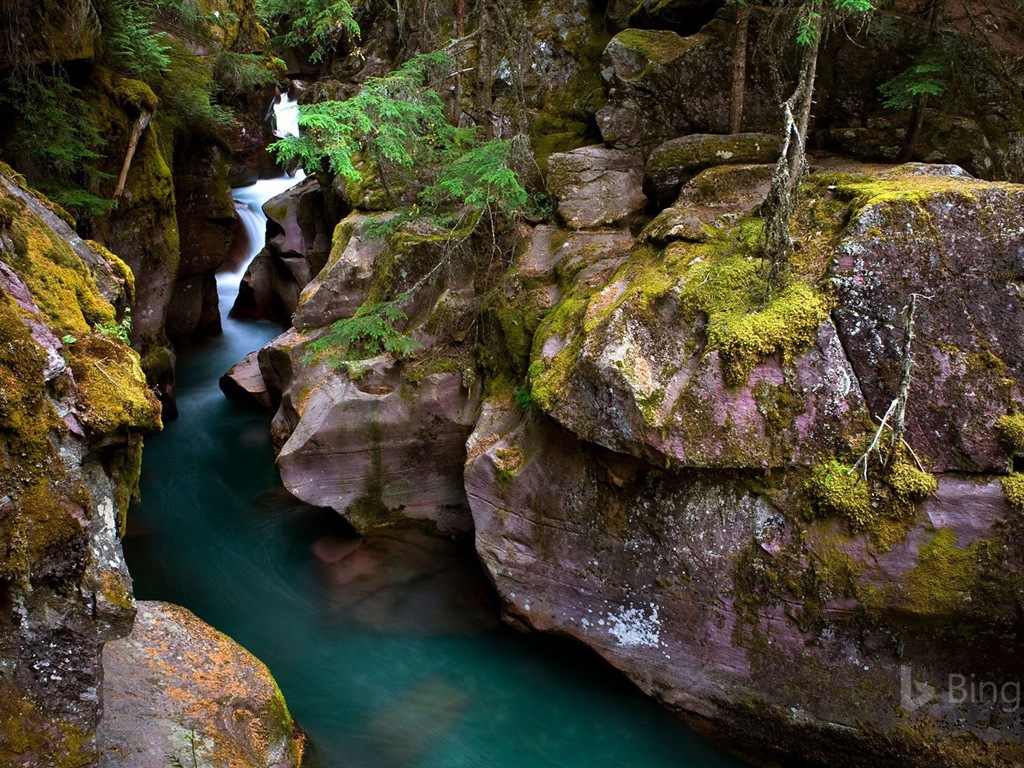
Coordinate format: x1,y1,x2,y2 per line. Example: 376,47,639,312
0,169,161,766
216,0,1024,764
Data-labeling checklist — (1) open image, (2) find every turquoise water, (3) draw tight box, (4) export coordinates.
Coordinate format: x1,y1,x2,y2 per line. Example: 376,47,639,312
124,180,750,768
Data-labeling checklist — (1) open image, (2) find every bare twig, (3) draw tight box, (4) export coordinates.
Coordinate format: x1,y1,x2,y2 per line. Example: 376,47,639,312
850,398,898,479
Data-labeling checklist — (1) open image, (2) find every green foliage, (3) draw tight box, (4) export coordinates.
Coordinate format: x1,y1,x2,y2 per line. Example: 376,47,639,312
257,0,360,64
62,335,78,346
273,51,529,222
97,0,172,78
271,51,463,181
423,137,530,215
213,52,281,98
878,50,950,109
0,71,104,177
304,294,422,366
514,384,535,411
94,310,132,344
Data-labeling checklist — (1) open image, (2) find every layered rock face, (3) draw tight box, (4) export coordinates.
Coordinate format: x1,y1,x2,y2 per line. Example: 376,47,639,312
0,171,161,766
465,163,1024,766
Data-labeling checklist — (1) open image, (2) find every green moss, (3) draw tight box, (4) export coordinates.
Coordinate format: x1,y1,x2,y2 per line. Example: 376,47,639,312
493,445,526,487
1000,473,1024,509
0,188,115,334
995,413,1024,455
809,460,873,526
67,336,162,434
903,529,978,616
0,684,93,768
886,459,938,501
612,28,694,64
753,379,806,435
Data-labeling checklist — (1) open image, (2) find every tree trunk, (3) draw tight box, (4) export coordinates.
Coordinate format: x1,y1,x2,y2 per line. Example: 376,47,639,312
451,0,466,123
763,3,821,296
114,108,153,200
900,0,945,160
474,5,493,139
730,4,751,134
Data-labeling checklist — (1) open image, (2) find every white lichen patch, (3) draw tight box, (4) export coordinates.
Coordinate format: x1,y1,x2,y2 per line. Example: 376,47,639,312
606,604,662,647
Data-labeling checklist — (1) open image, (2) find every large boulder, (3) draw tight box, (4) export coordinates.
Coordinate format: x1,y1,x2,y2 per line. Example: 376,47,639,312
99,601,304,768
466,406,1024,768
546,145,647,229
272,349,481,535
830,163,1024,472
597,28,729,152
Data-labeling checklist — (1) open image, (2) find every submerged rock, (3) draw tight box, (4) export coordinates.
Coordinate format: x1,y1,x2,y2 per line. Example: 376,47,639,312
220,349,273,408
99,601,304,768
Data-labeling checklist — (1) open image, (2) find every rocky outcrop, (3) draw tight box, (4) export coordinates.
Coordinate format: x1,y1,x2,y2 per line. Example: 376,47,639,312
456,163,1024,766
99,601,304,768
268,340,481,535
0,171,161,766
234,176,338,325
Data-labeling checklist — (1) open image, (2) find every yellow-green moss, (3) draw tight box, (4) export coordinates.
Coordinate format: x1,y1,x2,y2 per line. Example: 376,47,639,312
903,529,979,616
0,684,93,768
86,239,136,304
809,460,873,526
995,413,1024,455
0,187,115,334
886,459,938,501
1000,473,1024,509
67,336,162,434
493,445,526,487
612,28,695,64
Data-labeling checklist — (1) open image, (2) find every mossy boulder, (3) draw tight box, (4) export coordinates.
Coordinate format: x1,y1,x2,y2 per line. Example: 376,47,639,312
596,28,732,152
644,133,780,204
99,601,304,768
641,164,773,244
827,164,1024,472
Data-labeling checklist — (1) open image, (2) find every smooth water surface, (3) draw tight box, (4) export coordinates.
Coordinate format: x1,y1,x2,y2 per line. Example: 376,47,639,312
124,97,750,768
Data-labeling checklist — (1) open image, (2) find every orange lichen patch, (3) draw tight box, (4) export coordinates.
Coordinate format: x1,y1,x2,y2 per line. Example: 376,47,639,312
101,601,304,768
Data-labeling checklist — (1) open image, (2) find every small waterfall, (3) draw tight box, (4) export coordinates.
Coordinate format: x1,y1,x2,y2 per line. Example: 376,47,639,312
219,94,307,318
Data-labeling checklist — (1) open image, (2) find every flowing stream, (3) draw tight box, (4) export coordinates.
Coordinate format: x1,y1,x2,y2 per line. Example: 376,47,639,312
124,95,748,768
